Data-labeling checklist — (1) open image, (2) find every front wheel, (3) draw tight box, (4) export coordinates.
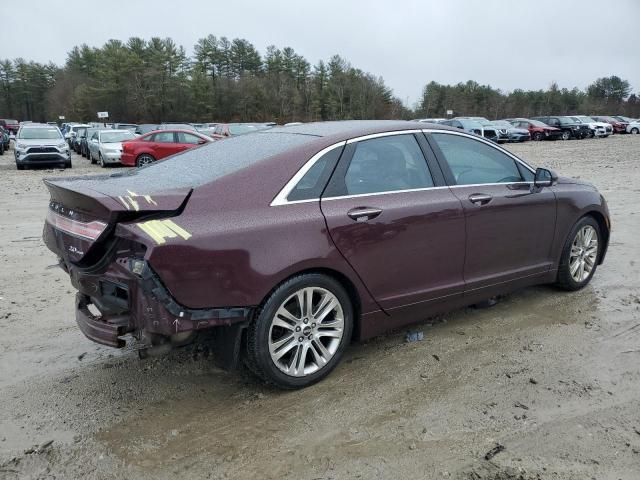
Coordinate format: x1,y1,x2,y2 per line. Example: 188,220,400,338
533,132,544,141
556,217,601,291
245,274,353,389
631,128,639,134
99,153,106,168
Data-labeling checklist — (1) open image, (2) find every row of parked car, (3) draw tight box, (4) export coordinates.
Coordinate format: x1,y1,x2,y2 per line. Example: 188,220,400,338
414,115,640,143
4,114,639,170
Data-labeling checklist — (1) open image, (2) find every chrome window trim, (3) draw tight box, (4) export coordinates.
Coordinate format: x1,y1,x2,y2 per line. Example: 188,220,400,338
422,128,536,174
270,128,537,206
270,141,346,206
345,129,422,144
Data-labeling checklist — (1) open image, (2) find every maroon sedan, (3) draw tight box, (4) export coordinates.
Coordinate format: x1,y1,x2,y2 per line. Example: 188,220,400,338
42,121,610,388
120,129,212,167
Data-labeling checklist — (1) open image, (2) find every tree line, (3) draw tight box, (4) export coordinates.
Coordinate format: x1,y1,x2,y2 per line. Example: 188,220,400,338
0,35,637,123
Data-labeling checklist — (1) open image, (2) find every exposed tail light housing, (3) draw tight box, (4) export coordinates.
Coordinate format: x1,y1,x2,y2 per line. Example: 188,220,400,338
46,209,107,241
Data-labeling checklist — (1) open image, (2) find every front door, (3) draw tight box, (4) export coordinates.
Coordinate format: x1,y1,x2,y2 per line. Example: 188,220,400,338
427,131,556,292
320,132,466,312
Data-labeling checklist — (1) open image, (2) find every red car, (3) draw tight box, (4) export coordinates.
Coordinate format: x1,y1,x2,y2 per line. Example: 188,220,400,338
591,116,628,134
0,118,20,135
121,129,212,167
508,118,563,141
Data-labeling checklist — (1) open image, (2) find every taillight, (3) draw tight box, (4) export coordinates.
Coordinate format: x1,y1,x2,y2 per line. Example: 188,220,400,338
46,210,107,241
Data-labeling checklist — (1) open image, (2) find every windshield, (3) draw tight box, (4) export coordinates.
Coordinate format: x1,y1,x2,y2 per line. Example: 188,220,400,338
17,127,62,140
229,124,260,135
101,131,135,143
493,120,512,128
571,118,583,123
558,118,574,125
578,116,595,122
529,120,548,127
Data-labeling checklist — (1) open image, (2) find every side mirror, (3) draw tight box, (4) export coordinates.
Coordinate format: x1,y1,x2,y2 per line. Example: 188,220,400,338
534,167,558,187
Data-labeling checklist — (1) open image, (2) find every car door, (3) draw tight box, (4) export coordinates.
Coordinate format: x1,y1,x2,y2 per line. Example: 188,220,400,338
149,131,178,159
89,132,99,157
320,132,466,313
175,132,205,152
426,131,556,292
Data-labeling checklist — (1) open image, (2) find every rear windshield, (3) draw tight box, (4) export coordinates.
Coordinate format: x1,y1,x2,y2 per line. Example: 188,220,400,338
79,132,314,194
18,127,62,140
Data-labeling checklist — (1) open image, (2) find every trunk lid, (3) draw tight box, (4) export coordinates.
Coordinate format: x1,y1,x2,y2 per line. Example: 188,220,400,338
43,175,191,265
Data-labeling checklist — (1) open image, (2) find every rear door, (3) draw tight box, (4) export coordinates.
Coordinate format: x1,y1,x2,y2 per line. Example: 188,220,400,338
320,131,466,312
149,131,178,159
426,131,556,292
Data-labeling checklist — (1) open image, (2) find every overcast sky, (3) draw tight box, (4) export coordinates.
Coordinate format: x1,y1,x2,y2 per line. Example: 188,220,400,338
2,0,638,106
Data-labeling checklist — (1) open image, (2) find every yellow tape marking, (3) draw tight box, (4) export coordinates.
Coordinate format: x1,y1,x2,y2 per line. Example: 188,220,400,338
137,219,192,245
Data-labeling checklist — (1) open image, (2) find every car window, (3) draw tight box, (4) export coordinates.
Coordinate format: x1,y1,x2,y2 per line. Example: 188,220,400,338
431,133,524,185
151,132,175,143
343,135,434,195
176,132,202,144
288,146,343,202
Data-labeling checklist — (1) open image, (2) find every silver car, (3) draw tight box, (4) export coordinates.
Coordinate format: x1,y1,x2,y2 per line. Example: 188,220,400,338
88,129,136,167
14,124,71,170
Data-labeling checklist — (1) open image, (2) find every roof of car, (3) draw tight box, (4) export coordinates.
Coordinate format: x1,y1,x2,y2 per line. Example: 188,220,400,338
264,120,453,138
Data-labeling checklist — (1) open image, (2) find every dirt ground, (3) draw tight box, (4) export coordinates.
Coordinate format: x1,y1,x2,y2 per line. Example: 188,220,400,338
1,135,639,480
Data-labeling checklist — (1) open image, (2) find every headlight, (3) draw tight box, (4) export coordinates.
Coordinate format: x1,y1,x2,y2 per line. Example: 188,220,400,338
57,142,67,148
16,143,26,149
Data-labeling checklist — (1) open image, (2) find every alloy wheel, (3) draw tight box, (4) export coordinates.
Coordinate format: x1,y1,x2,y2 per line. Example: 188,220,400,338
268,287,344,377
632,128,639,134
137,154,154,167
569,225,598,283
561,131,570,140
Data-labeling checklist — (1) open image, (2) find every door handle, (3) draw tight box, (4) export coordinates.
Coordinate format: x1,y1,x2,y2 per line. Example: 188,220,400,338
347,207,382,222
468,193,493,206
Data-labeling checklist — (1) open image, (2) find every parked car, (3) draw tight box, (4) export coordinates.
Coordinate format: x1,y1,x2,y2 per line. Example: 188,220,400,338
456,117,509,143
120,129,213,167
0,119,20,135
571,116,611,138
80,127,100,158
87,129,137,167
415,118,447,124
211,123,272,140
71,126,89,153
158,123,197,132
626,119,640,134
440,118,500,143
0,126,10,154
112,123,138,133
14,123,71,169
66,124,90,147
506,118,563,141
135,124,159,135
530,116,589,140
41,121,610,388
591,116,628,134
491,120,531,142
612,115,636,124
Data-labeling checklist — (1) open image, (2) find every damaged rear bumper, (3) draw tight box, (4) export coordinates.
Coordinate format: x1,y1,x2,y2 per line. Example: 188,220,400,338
67,258,253,349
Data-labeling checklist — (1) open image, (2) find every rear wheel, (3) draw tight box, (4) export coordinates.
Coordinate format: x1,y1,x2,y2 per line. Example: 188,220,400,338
136,154,155,167
631,127,639,134
99,153,105,168
245,274,353,389
561,130,571,141
90,151,96,164
556,216,601,291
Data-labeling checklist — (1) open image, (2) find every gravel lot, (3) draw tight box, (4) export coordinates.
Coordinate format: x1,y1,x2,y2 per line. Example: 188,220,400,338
1,136,639,479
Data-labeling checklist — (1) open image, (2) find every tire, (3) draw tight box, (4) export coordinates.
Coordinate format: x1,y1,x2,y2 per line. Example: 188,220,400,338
556,216,601,291
244,273,354,389
631,128,639,134
588,130,595,139
99,153,105,168
136,154,155,167
561,130,571,141
533,132,544,141
64,160,72,168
